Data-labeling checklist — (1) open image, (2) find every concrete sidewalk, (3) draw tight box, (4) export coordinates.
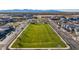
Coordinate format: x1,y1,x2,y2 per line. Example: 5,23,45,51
49,19,79,50
0,21,29,50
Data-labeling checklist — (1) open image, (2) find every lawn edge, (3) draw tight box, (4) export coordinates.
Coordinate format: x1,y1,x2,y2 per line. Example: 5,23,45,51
8,23,30,50
48,24,70,49
8,24,70,50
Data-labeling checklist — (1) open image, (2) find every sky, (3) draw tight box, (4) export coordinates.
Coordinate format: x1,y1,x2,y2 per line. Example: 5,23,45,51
0,0,79,11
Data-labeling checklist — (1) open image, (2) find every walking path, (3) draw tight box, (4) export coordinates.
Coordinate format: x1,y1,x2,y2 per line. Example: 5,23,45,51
49,19,79,50
0,20,29,50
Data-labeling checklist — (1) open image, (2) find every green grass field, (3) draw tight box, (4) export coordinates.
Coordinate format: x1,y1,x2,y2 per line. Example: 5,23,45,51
11,24,66,48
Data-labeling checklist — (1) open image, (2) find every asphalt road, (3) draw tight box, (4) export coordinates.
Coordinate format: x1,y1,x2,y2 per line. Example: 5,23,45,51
49,19,79,50
0,21,29,50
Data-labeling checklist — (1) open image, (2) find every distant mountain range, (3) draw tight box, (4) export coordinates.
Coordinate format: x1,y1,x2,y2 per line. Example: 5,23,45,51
0,9,79,12
0,9,62,13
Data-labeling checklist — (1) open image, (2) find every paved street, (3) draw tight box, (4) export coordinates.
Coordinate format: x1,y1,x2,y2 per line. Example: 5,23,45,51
0,20,29,50
49,19,79,50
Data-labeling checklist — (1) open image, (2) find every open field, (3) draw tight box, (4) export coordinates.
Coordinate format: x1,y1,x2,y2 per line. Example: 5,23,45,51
11,23,67,48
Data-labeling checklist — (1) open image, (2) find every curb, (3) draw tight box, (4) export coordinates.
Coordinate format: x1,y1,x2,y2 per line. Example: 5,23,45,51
8,23,30,50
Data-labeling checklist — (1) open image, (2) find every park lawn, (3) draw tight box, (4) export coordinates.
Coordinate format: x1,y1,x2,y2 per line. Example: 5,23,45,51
11,24,67,48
